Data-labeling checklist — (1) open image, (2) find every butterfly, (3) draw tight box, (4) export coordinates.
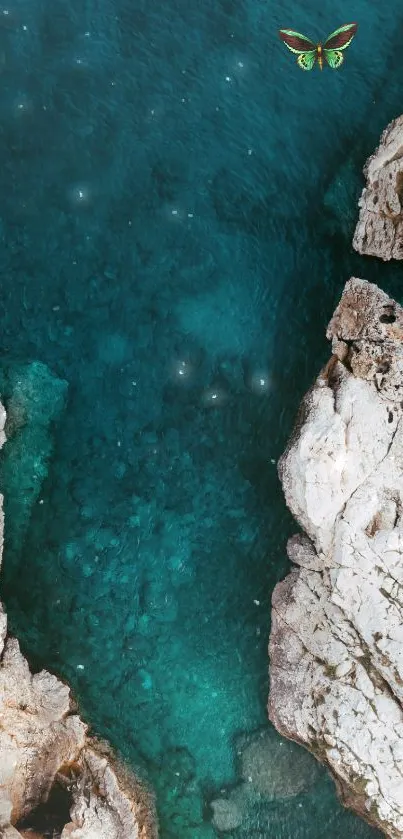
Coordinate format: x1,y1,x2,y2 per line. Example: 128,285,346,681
279,23,358,71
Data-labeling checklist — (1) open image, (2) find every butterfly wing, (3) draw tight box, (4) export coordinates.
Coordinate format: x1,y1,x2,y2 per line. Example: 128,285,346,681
297,52,317,71
279,29,316,54
323,23,357,67
324,49,344,69
279,30,317,70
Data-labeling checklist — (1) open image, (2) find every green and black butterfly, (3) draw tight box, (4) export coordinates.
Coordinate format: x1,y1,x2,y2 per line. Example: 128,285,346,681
279,23,358,71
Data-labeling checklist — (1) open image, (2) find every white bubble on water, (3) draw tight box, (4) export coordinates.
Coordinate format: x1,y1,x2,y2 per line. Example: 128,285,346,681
68,183,93,207
171,358,193,382
12,94,33,117
202,386,228,408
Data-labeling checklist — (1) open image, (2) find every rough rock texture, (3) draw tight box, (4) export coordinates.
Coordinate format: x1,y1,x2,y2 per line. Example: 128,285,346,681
353,115,403,260
269,278,403,838
0,404,157,839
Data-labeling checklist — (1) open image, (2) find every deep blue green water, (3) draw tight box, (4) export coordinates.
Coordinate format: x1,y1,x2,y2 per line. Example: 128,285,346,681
0,0,402,836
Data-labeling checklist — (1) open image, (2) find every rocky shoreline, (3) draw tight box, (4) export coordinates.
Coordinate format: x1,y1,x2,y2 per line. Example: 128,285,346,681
353,114,403,260
269,277,403,837
269,114,403,838
0,402,157,839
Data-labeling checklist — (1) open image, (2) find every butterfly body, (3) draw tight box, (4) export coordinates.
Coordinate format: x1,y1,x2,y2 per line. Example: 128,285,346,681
279,23,357,71
317,43,323,71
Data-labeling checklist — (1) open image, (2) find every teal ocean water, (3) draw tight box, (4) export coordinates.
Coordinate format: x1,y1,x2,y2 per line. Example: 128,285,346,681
1,0,403,836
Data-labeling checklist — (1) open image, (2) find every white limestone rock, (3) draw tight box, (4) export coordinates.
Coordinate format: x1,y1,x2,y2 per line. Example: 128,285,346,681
61,742,157,839
353,115,403,260
269,278,403,837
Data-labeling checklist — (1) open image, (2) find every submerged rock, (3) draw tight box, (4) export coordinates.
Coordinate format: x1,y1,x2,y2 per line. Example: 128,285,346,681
237,726,319,800
353,115,403,260
210,725,320,833
269,278,403,837
0,401,157,839
0,360,68,554
211,797,243,832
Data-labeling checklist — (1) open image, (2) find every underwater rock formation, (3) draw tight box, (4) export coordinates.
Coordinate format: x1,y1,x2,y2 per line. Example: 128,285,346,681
0,402,157,839
210,725,320,833
353,115,403,260
269,278,403,837
0,360,68,554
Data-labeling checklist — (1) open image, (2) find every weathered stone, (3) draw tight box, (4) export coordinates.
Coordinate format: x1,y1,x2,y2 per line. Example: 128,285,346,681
269,278,403,837
353,115,403,260
210,797,243,833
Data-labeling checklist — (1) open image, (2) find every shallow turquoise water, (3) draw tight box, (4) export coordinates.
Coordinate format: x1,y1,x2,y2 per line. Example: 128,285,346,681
0,0,402,836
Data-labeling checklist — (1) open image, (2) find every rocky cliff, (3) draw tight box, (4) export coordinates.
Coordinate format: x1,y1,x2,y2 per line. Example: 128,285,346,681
353,115,403,260
0,401,157,839
269,278,403,837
